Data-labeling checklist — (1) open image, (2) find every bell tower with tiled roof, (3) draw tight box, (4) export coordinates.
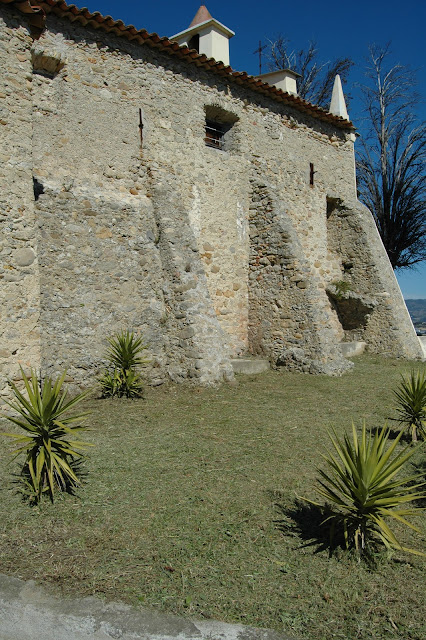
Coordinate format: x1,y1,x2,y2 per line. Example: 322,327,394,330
170,5,234,66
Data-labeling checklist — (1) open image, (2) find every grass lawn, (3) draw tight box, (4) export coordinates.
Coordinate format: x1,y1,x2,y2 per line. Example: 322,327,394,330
0,355,425,640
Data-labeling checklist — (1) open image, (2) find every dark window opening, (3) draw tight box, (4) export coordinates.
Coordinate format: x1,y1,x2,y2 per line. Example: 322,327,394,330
326,195,342,219
188,34,200,52
32,68,55,79
205,120,228,150
33,177,44,201
310,163,315,186
204,105,239,152
343,261,354,273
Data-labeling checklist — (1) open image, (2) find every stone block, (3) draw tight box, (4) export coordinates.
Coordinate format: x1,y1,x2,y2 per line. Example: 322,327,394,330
231,358,270,374
340,341,367,358
14,248,35,266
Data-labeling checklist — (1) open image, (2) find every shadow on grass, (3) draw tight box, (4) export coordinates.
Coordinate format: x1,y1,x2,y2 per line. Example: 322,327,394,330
267,491,345,557
268,490,422,568
11,458,88,505
386,420,426,443
384,422,406,440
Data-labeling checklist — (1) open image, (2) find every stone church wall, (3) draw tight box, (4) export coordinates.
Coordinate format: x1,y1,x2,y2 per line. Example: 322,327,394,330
0,10,41,397
0,4,422,394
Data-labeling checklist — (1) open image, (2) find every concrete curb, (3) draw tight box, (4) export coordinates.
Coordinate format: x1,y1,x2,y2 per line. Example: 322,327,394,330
0,574,298,640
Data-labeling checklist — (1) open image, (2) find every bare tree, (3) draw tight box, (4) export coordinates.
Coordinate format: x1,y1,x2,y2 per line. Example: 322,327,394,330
356,45,426,270
267,36,353,107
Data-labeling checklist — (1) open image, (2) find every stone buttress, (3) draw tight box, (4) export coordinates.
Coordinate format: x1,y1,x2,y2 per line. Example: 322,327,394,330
0,1,422,396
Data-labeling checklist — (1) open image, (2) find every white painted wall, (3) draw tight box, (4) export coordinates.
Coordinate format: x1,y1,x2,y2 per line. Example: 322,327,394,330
199,26,230,65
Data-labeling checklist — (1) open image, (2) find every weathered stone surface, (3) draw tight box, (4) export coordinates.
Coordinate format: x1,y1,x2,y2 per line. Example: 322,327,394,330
0,8,41,393
0,573,297,640
340,341,367,358
231,358,270,374
14,248,36,267
419,336,426,359
0,3,422,397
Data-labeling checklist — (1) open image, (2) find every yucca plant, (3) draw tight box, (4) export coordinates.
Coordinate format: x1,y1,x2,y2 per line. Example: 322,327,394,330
100,330,149,398
3,368,92,504
392,370,426,442
308,423,425,557
99,368,122,398
106,330,148,371
99,366,144,399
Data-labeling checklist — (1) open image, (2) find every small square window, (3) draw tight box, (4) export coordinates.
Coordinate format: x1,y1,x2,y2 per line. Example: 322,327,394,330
204,105,239,152
205,120,227,150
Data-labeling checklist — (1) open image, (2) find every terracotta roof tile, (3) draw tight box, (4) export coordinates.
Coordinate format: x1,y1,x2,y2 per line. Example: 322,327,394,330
2,0,354,130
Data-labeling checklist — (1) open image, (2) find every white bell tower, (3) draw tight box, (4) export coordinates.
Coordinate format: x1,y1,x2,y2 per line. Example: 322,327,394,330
170,5,235,67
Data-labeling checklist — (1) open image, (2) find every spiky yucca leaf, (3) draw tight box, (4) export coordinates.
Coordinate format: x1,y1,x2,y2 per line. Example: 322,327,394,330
99,368,122,398
99,367,144,398
100,330,149,398
310,423,425,556
3,368,92,503
106,330,149,371
393,370,426,441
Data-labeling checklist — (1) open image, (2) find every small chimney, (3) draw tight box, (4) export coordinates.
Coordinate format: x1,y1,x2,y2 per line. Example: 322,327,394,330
256,69,300,96
170,5,234,66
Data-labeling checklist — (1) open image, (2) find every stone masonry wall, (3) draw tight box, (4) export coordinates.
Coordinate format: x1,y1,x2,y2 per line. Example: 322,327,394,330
22,12,236,388
326,198,421,357
248,173,352,375
0,10,41,397
0,4,422,395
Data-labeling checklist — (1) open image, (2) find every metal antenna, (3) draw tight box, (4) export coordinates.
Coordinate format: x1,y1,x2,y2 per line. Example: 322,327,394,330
253,40,267,75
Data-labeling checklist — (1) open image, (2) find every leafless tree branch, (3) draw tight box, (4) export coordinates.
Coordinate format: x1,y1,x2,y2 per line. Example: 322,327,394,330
266,35,353,107
356,45,426,270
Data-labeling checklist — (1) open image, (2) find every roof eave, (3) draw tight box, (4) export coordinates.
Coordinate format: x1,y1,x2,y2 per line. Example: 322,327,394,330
1,0,354,130
170,18,235,41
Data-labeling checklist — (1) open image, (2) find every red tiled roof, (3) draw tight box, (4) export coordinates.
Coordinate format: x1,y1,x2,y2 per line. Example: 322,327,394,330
2,0,354,130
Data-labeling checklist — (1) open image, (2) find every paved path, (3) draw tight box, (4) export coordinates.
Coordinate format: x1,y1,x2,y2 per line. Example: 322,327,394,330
0,574,297,640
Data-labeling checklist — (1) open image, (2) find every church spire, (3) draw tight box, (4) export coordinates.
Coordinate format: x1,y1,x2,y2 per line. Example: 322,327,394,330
329,75,349,120
189,5,213,28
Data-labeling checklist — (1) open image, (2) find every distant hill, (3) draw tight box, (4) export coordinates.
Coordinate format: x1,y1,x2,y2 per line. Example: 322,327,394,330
405,299,426,325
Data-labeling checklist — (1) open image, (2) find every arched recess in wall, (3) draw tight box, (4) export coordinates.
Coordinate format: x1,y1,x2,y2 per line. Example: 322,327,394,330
325,195,376,340
204,103,239,152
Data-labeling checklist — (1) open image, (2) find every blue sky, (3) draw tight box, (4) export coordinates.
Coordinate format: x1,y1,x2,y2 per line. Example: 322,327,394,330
81,1,426,298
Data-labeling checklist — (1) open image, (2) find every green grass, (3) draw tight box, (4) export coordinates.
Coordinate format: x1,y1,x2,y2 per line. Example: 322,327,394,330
0,355,425,640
